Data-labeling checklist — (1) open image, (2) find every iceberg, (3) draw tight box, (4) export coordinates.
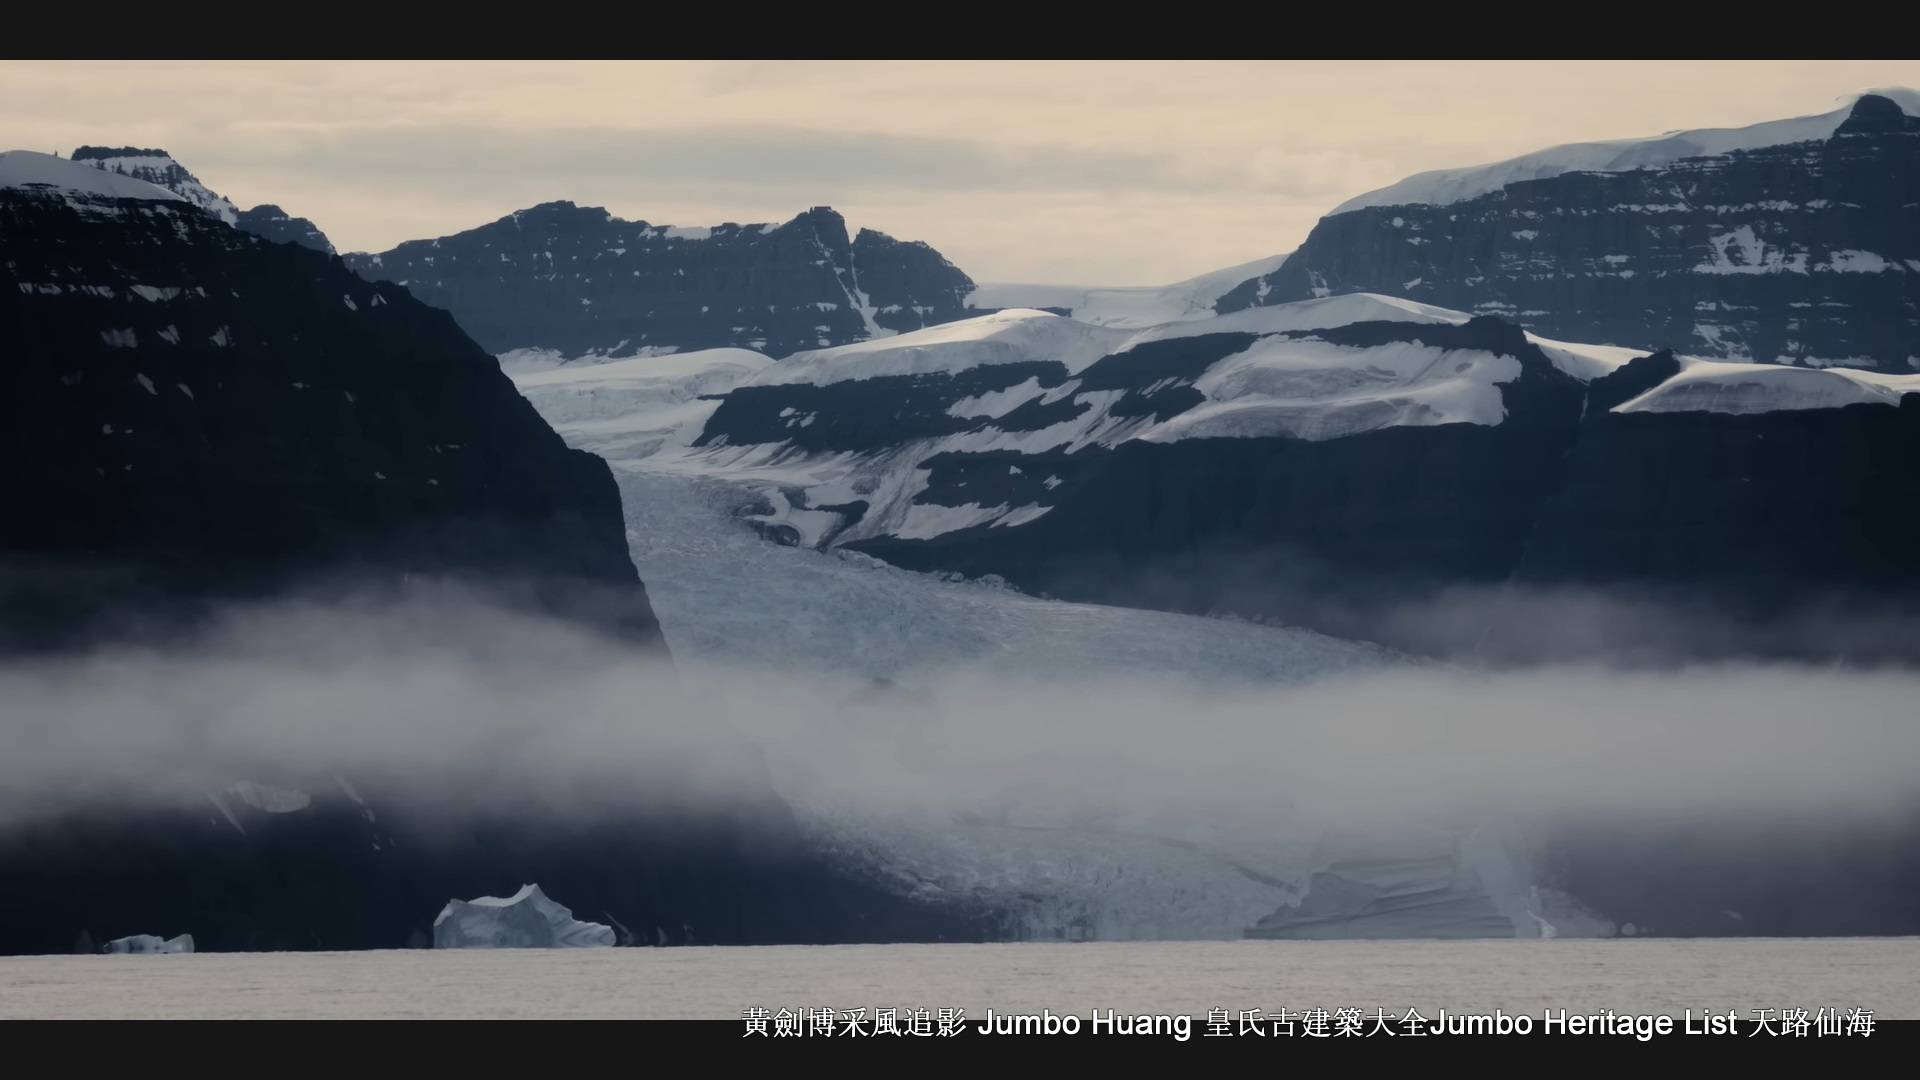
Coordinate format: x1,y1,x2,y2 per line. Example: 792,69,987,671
105,933,194,954
431,884,616,949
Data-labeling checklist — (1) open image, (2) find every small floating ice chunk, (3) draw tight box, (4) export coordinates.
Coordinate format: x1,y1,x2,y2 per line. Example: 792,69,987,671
105,933,194,954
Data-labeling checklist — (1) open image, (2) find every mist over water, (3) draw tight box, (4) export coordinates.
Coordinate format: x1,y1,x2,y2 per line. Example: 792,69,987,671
4,585,1918,850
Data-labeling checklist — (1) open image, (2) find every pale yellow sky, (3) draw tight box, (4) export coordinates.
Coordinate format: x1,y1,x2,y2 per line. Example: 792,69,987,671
5,60,1917,284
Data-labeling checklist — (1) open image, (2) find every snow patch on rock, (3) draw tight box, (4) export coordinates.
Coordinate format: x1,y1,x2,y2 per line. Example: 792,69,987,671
1614,356,1920,415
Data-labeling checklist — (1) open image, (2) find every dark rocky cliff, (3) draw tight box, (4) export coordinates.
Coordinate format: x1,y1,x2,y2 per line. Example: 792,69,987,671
233,203,335,254
0,179,660,650
345,203,975,358
0,166,991,953
1219,94,1920,373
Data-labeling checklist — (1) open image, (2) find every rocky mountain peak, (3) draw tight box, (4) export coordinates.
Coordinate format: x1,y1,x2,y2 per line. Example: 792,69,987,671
66,145,337,254
1835,92,1920,135
233,204,337,255
347,201,974,357
787,205,853,250
70,146,239,223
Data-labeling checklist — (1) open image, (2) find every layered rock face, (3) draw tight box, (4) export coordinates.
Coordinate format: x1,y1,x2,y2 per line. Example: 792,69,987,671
1,154,660,650
1219,95,1920,373
345,204,974,358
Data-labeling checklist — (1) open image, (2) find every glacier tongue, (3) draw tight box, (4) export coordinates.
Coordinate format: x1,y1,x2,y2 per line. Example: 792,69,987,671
573,469,1566,941
432,884,616,949
507,346,1594,941
1246,828,1553,940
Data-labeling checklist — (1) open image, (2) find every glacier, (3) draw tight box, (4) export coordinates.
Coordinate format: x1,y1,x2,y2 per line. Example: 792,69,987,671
504,294,1920,939
585,469,1571,942
966,251,1291,329
508,318,1593,941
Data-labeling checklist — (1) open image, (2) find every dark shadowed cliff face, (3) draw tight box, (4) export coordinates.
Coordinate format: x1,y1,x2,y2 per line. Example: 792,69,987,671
0,178,660,651
0,770,999,955
344,204,975,358
855,363,1920,661
1520,359,1920,600
1219,95,1920,373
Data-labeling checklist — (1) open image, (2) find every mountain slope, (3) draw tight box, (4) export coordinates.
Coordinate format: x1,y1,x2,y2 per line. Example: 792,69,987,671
345,204,974,358
1,150,659,649
1220,94,1920,373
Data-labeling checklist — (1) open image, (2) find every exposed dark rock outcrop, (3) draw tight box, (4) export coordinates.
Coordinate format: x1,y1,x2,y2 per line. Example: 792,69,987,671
233,203,335,254
0,158,993,953
0,175,659,650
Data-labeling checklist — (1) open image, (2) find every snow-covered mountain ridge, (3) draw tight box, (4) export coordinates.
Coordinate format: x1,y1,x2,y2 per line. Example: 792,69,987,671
71,146,239,222
66,146,336,253
514,294,1920,664
1331,88,1920,214
2,149,184,204
1222,93,1920,373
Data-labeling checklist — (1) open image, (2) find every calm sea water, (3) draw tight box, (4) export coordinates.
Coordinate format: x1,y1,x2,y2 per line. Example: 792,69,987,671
0,938,1914,1020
